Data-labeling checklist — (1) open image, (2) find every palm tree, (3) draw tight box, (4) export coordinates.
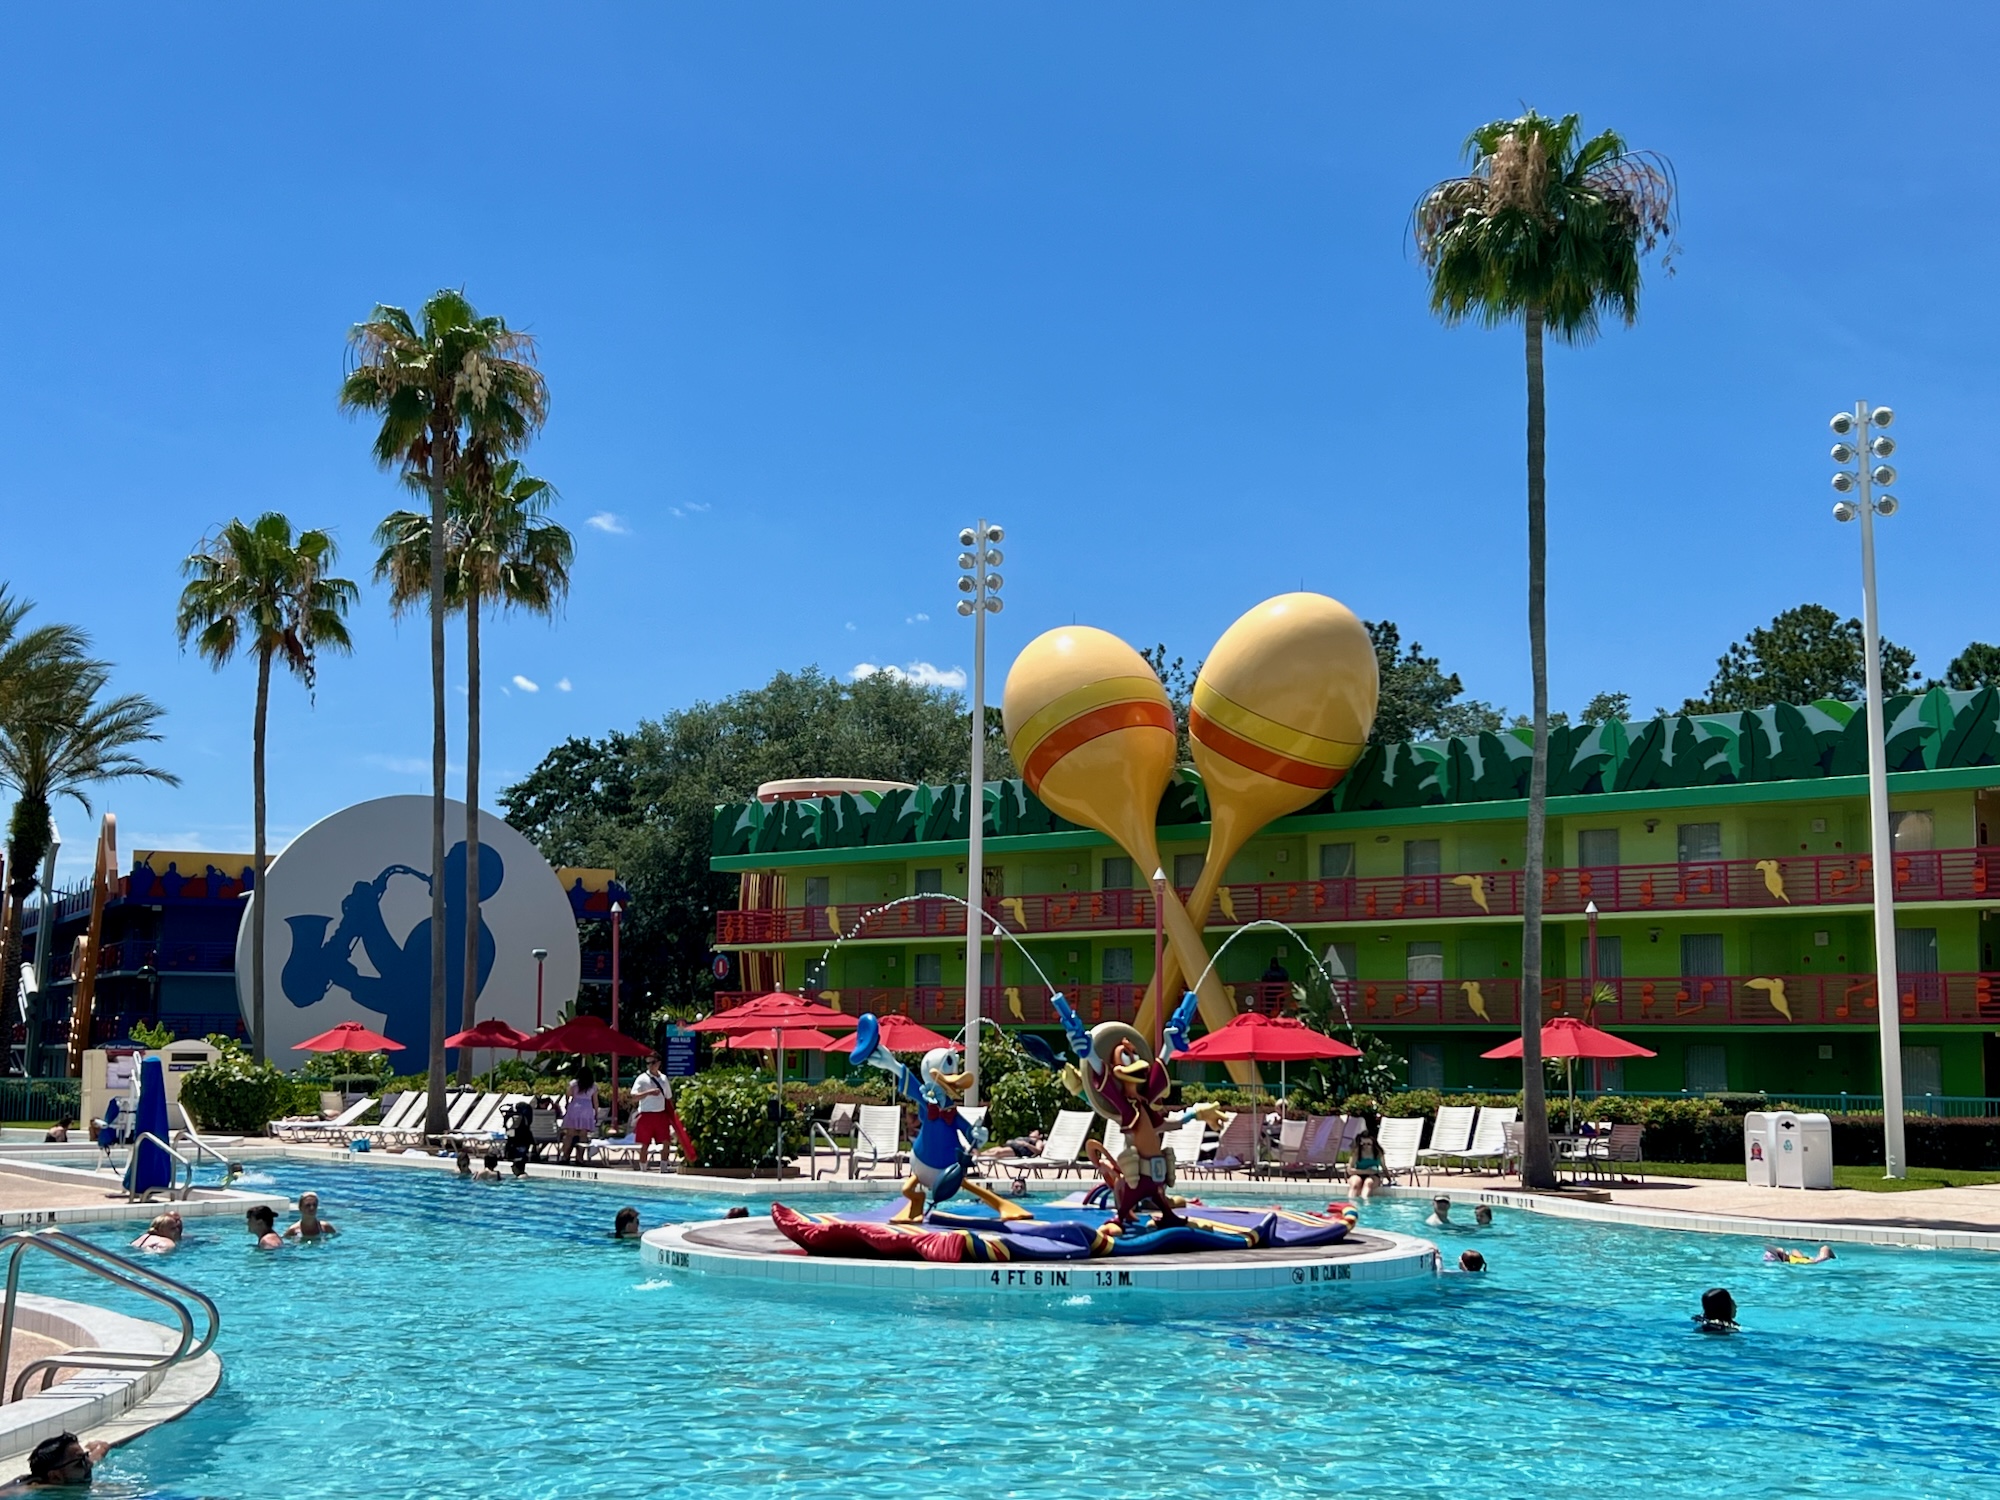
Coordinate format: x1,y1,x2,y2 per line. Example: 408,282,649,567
375,461,572,1078
0,656,178,1065
0,589,90,1061
176,514,358,1064
341,290,548,1134
1413,111,1675,1189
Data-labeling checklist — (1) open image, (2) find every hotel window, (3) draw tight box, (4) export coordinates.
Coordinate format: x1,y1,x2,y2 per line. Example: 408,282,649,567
1577,828,1620,869
1322,942,1357,980
1101,856,1134,890
1676,823,1722,864
1890,810,1934,852
1680,933,1725,976
914,868,943,895
1101,947,1134,984
1588,935,1624,979
1173,852,1205,888
1895,927,1938,974
1404,839,1441,876
1902,1045,1943,1098
804,876,830,907
1318,843,1355,879
1406,941,1444,982
913,953,942,988
1409,1043,1444,1090
1684,1044,1729,1093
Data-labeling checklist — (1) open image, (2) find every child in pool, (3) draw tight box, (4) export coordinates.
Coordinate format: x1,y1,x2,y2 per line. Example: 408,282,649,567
1763,1244,1835,1264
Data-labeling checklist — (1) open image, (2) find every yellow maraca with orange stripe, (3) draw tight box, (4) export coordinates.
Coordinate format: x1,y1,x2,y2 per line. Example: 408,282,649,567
1003,627,1232,1051
1172,593,1377,1034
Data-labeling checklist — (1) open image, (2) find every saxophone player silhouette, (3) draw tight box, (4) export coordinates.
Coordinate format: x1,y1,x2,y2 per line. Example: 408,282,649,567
281,841,503,1057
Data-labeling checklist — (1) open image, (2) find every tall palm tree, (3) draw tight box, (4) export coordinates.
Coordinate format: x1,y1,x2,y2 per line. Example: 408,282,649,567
0,656,178,1064
375,461,572,1078
176,514,358,1064
1414,111,1675,1189
341,290,548,1134
0,589,90,1062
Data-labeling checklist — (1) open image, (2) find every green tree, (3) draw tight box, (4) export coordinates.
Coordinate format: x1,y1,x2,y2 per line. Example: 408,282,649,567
0,590,90,1059
1578,690,1632,723
1935,642,2000,692
0,653,178,1064
501,668,984,1033
1415,109,1676,1188
1366,620,1500,743
375,461,572,1077
176,513,357,1063
342,290,548,1134
1682,604,1916,713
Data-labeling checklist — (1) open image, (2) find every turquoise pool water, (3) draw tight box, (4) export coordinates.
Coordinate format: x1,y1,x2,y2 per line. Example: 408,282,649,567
30,1159,2000,1498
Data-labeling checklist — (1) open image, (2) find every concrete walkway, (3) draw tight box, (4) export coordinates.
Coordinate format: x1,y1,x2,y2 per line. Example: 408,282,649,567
1437,1169,2000,1235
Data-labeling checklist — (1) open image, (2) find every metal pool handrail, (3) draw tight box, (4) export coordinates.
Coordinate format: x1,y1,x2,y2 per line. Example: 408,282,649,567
807,1120,844,1180
0,1227,219,1403
172,1116,234,1178
122,1133,195,1202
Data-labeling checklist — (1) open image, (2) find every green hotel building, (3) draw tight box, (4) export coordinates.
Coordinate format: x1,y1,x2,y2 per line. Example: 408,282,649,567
708,689,2000,1104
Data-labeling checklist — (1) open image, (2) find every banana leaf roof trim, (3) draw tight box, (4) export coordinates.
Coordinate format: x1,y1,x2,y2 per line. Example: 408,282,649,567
710,688,2000,857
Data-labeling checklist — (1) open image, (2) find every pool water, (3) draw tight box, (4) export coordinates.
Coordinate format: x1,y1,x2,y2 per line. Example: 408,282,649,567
31,1159,2000,1499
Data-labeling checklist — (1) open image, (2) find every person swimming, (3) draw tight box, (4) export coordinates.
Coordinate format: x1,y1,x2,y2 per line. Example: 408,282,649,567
1764,1244,1836,1264
612,1207,641,1239
1694,1286,1739,1333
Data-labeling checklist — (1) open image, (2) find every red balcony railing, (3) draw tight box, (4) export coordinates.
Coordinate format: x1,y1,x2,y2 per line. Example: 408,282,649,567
712,971,2000,1030
714,847,2000,946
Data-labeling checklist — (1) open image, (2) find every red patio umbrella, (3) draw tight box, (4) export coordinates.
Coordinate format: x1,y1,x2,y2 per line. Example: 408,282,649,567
1483,1017,1657,1131
444,1019,534,1089
724,1028,840,1052
1480,1017,1657,1060
870,1015,954,1054
524,1016,653,1130
293,1021,405,1054
688,993,855,1171
1173,1014,1360,1168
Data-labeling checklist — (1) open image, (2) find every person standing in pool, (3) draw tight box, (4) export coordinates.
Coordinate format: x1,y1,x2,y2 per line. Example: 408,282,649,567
283,1192,338,1240
246,1205,283,1249
3,1432,108,1491
130,1212,183,1253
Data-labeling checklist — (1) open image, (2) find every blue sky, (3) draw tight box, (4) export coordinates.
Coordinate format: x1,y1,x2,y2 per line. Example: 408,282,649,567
3,4,1995,880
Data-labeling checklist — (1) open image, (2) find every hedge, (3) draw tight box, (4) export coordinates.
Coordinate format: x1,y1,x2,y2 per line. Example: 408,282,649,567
676,1072,808,1168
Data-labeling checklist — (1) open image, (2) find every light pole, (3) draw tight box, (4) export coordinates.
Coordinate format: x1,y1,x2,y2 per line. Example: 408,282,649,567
1830,400,1905,1179
1584,899,1600,1097
609,900,624,1129
532,947,549,1031
957,520,1004,1104
24,819,60,1077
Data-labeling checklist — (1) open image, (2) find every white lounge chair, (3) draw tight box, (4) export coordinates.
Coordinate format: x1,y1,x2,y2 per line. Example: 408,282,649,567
1439,1106,1517,1174
1261,1117,1308,1175
1416,1105,1478,1172
273,1093,381,1141
1164,1116,1208,1168
1375,1116,1425,1184
343,1091,427,1143
1189,1111,1258,1177
1279,1114,1343,1176
1101,1120,1127,1160
1011,1110,1095,1178
851,1104,908,1179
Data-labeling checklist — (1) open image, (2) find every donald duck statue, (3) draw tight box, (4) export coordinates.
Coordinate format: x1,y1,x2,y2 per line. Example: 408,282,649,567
849,1015,1035,1225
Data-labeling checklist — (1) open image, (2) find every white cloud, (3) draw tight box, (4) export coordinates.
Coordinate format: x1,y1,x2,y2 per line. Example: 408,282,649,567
906,612,930,624
845,621,857,632
667,502,713,519
850,661,967,690
513,675,540,693
586,512,629,535
556,677,573,692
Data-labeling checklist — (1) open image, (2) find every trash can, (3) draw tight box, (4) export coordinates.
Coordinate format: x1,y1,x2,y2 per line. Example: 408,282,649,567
1743,1111,1778,1187
1774,1110,1834,1190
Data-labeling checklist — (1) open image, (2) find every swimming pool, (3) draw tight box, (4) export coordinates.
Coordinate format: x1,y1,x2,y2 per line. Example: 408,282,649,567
30,1159,2000,1498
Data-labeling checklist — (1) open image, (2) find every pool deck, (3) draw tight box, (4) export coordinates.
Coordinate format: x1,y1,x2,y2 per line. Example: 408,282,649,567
0,1156,290,1230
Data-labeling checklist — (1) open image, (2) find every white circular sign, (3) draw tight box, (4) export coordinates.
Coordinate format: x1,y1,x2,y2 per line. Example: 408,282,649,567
237,795,581,1068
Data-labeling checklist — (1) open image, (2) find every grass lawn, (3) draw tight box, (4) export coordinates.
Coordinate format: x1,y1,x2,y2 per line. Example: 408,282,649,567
1622,1160,2000,1192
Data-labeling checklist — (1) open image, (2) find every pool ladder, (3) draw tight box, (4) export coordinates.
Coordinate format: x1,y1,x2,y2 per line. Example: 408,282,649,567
118,1124,236,1202
0,1227,220,1403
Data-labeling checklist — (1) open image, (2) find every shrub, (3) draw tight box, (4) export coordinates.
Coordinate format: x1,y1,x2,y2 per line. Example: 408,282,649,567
678,1071,808,1168
179,1046,297,1134
989,1067,1071,1142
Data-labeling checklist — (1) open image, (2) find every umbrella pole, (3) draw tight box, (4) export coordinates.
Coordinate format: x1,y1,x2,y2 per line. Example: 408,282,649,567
775,1031,786,1178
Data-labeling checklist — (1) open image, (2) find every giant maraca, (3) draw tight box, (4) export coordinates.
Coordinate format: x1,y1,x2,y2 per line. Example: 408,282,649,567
1166,593,1378,1036
1002,627,1239,1068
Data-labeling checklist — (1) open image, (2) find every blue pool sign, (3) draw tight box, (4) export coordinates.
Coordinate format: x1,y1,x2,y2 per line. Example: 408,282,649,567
661,1026,698,1078
239,796,581,1068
